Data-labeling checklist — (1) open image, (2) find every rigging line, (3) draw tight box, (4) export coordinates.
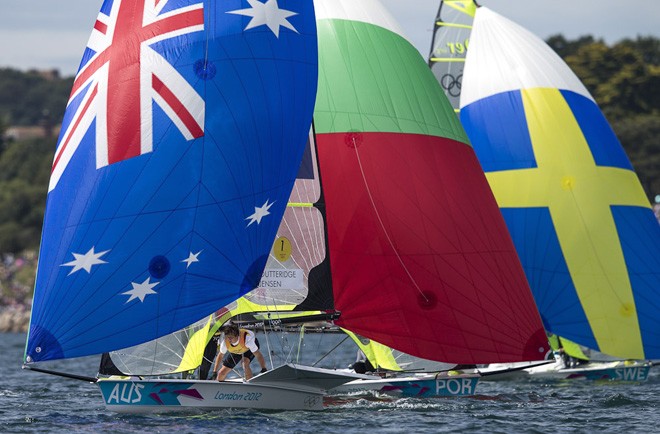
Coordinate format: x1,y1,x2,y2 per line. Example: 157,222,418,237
283,330,296,362
312,334,350,367
351,138,428,301
296,325,305,363
260,319,273,370
262,298,296,364
313,330,325,364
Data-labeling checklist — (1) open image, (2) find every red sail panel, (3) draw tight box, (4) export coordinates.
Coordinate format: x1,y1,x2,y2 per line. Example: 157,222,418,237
318,131,548,363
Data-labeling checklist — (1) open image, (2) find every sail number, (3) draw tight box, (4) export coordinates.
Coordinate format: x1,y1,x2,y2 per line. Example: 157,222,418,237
106,382,145,404
615,367,650,381
273,236,292,262
436,378,476,395
447,39,469,55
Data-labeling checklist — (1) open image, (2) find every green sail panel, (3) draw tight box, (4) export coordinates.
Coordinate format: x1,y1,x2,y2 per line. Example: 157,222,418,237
314,18,468,144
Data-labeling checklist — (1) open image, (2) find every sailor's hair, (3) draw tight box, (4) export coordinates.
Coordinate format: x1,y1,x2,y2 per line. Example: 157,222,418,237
221,322,239,335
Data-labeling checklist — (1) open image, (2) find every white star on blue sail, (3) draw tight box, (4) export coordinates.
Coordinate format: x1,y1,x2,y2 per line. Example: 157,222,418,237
122,277,159,303
228,0,299,38
61,247,109,275
182,250,202,268
246,199,275,226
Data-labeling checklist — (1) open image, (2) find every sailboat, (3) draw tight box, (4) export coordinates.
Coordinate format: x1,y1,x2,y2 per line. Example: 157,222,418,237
304,0,550,396
163,0,553,398
99,126,339,382
458,5,659,380
22,0,372,412
428,0,478,113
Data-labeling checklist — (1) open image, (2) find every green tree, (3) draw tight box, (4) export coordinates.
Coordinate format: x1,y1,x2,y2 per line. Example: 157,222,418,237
564,38,660,117
611,114,660,200
0,137,51,252
559,37,660,201
0,114,7,151
0,68,72,126
546,34,597,58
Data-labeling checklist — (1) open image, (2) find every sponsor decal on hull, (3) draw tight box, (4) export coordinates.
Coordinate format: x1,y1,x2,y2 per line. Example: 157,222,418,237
100,382,202,406
381,377,478,397
567,366,650,381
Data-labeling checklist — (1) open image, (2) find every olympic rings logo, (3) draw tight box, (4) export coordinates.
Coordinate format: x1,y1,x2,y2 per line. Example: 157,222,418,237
440,73,463,98
304,395,321,408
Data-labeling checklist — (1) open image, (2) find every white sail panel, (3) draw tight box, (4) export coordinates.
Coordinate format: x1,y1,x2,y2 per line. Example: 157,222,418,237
314,0,410,45
460,7,592,108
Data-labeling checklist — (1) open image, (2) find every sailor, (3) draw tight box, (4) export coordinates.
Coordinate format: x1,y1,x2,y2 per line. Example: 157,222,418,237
350,349,375,374
212,323,268,381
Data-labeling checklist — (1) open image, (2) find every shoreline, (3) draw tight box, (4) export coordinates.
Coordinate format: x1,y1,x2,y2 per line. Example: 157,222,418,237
0,306,29,333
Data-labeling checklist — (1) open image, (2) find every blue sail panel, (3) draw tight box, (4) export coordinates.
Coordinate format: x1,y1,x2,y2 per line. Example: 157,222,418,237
500,208,598,350
26,0,318,362
560,90,633,170
611,206,660,358
459,91,537,172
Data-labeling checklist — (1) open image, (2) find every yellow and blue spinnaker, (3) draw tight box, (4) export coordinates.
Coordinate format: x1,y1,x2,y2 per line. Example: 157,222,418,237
460,7,659,360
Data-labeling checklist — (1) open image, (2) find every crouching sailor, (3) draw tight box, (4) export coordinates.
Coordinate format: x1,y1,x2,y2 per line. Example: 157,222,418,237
213,323,268,381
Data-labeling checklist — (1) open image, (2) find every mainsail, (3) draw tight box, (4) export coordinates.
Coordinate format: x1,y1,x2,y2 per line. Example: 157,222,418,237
246,128,334,311
460,7,660,360
428,0,478,112
313,0,548,364
25,0,319,363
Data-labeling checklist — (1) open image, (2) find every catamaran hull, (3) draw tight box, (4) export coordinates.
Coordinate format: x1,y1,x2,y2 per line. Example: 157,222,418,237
97,379,324,412
331,374,479,398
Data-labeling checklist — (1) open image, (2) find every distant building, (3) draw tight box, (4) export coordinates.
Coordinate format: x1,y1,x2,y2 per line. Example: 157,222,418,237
4,126,47,141
3,124,61,141
27,68,61,81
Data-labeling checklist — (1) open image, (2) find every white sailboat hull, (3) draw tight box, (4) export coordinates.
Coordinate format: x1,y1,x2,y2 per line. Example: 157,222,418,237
481,360,652,381
97,363,366,412
98,378,324,412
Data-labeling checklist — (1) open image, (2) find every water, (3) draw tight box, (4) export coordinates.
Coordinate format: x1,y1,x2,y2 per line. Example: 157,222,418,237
2,332,658,433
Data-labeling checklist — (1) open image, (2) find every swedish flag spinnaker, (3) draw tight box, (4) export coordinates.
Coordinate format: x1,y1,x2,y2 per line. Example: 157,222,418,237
460,7,660,360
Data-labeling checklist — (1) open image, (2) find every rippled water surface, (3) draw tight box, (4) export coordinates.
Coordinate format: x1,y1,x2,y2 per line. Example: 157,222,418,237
2,332,657,433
